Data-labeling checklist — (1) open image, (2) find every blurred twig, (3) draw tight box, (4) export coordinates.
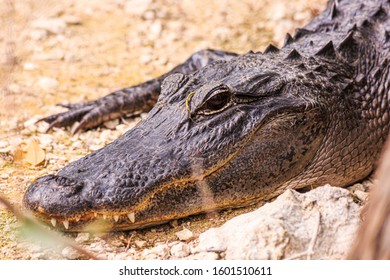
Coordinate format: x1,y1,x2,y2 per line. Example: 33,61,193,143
348,139,390,259
0,194,102,260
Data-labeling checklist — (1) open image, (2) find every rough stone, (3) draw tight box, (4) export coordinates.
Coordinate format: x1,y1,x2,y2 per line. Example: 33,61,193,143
197,185,362,260
61,247,81,260
170,242,190,258
142,243,170,259
134,240,147,248
175,228,194,241
36,77,59,92
75,233,90,243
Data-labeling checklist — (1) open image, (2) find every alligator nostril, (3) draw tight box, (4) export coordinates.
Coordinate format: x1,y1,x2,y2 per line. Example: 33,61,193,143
55,176,76,186
34,174,56,185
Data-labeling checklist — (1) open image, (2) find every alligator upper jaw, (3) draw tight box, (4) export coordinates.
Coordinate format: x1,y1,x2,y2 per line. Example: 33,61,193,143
24,175,152,231
23,175,219,232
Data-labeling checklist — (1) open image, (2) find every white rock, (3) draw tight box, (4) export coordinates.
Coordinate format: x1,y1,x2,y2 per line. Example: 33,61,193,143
149,21,162,40
36,77,59,91
139,53,152,64
37,134,54,147
354,190,369,202
71,140,83,150
188,252,219,260
23,117,39,132
89,144,104,151
124,0,152,16
134,240,147,248
170,243,190,258
197,186,362,260
151,244,170,258
29,29,48,40
143,253,158,260
75,233,90,243
61,247,80,260
23,62,37,71
7,84,21,94
32,18,67,34
175,228,194,241
103,119,119,130
0,141,9,149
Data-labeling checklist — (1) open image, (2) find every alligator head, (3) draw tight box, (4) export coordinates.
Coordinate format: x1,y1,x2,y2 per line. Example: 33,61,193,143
24,51,354,231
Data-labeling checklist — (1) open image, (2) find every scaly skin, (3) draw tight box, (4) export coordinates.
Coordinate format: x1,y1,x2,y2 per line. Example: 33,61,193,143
24,0,390,231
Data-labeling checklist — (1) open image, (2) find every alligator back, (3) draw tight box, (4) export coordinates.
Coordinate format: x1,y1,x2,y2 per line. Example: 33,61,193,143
271,0,390,191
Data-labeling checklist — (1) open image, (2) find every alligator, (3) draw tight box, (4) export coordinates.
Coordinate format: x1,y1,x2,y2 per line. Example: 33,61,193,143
24,0,390,232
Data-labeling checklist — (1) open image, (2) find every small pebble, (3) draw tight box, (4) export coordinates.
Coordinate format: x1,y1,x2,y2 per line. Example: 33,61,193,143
32,18,67,34
188,252,219,260
175,228,194,241
36,77,59,92
143,253,158,260
75,233,90,243
29,29,48,40
7,84,21,94
139,53,152,64
89,144,104,151
354,190,369,202
149,21,162,40
151,244,170,258
134,240,147,248
103,119,119,130
0,141,9,149
124,0,151,16
23,62,37,70
61,247,81,260
170,242,190,258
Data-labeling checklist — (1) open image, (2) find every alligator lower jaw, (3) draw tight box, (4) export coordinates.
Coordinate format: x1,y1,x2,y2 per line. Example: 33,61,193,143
35,212,168,232
32,192,279,232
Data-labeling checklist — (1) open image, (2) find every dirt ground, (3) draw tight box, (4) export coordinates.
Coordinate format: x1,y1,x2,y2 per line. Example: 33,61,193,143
0,0,327,259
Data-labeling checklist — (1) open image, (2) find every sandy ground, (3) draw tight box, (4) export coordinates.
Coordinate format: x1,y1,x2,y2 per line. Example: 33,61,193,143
0,0,326,259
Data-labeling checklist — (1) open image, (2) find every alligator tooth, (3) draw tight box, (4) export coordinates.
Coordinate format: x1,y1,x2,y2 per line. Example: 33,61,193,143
103,215,107,220
127,213,135,223
75,216,80,222
94,213,97,218
114,215,119,222
63,220,69,230
50,218,56,227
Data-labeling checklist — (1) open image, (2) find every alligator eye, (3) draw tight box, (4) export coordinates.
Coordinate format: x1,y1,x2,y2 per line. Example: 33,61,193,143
198,89,232,115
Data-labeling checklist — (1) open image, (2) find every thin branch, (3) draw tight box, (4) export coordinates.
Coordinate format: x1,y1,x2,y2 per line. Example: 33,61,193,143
0,195,102,260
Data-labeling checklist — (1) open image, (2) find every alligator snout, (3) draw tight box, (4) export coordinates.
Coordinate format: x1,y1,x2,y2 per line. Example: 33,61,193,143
24,170,154,231
23,105,200,231
24,175,92,229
